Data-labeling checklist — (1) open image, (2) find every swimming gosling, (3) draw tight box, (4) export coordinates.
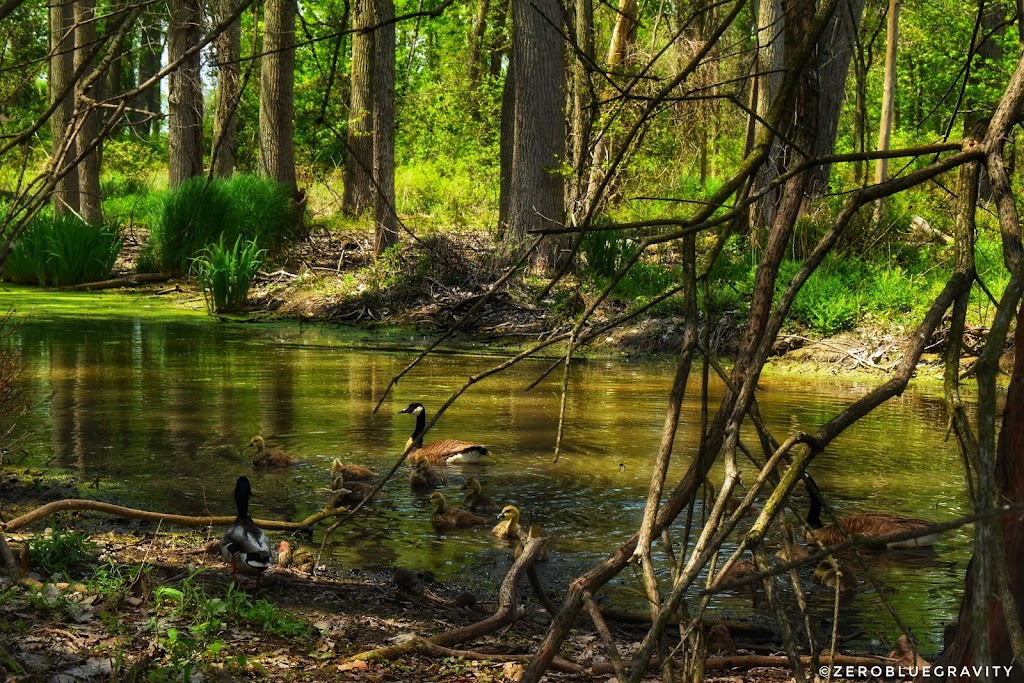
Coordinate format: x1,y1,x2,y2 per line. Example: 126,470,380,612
429,492,488,531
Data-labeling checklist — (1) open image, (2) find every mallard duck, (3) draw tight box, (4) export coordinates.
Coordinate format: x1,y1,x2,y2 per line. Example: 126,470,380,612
331,458,378,481
513,524,549,562
399,403,489,464
221,476,272,586
410,457,445,489
492,504,526,540
460,477,499,513
428,492,487,531
813,558,857,594
248,435,298,467
805,475,937,549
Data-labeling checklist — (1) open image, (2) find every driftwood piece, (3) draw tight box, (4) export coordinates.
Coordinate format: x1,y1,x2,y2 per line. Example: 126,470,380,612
2,498,348,532
345,535,547,662
59,273,172,292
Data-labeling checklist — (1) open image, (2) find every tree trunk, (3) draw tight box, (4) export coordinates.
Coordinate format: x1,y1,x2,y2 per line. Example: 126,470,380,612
749,0,785,234
258,0,297,196
133,7,163,136
468,0,490,90
167,0,204,187
497,57,514,237
343,0,375,216
372,0,397,255
567,0,594,225
75,0,103,226
212,0,241,177
872,0,899,221
505,0,566,271
50,0,79,216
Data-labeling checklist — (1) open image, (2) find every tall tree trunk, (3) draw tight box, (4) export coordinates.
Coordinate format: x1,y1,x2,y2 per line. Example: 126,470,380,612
133,6,163,136
872,0,899,221
212,0,241,177
567,0,594,225
497,57,514,237
749,0,785,234
372,0,397,255
343,0,375,215
258,0,297,196
468,0,489,90
50,0,79,216
167,0,204,187
75,0,103,226
505,0,566,270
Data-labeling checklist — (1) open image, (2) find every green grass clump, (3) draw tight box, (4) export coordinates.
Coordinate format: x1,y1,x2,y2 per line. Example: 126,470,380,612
2,214,121,286
144,174,295,274
29,523,98,578
192,236,266,313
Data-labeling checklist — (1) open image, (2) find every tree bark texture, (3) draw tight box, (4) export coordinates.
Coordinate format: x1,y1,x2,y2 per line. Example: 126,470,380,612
133,6,162,136
75,0,103,226
167,0,204,187
567,0,595,225
872,0,899,218
506,0,566,270
750,0,784,231
372,0,397,255
212,0,241,177
258,0,297,195
50,0,79,216
343,0,375,215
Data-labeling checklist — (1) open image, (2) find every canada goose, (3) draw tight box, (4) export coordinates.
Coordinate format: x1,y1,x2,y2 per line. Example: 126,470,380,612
221,476,272,587
410,457,445,489
429,492,488,531
805,476,937,549
813,558,857,594
492,505,526,540
513,524,549,562
399,403,489,464
248,435,298,467
331,458,377,481
718,559,758,586
461,477,499,514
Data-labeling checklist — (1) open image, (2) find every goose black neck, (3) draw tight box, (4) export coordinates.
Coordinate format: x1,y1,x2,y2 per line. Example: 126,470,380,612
234,478,252,521
804,478,824,529
412,410,426,448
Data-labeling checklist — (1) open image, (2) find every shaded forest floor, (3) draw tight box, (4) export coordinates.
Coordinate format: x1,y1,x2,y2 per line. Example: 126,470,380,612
0,471,923,682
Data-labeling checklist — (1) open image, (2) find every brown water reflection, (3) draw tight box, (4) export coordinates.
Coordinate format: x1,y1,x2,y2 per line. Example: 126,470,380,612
6,315,972,653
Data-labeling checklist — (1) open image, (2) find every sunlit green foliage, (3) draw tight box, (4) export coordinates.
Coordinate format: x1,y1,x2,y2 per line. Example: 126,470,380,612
192,236,266,313
142,175,293,274
2,214,121,286
29,523,98,578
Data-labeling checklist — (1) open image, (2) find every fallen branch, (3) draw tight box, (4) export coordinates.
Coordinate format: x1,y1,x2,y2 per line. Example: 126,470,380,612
345,535,548,662
402,637,583,673
2,499,348,532
58,273,173,292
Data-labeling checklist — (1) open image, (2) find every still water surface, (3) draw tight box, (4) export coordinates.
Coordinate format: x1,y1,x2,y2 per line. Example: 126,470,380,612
4,298,972,653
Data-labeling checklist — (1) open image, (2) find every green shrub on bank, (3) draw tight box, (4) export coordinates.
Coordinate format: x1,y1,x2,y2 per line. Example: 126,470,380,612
2,214,121,286
192,236,266,313
143,175,295,274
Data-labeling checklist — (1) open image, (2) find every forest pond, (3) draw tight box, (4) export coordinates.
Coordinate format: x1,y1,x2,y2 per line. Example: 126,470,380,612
4,291,972,654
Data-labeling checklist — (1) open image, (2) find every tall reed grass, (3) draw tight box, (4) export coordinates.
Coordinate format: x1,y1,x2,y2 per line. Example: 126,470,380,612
192,236,266,313
2,214,121,286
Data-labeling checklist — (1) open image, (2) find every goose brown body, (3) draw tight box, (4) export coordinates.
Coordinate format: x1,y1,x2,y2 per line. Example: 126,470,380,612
429,492,488,531
329,475,377,506
805,476,937,549
813,558,857,593
400,403,489,464
331,458,377,481
492,505,526,540
248,435,298,467
461,477,499,513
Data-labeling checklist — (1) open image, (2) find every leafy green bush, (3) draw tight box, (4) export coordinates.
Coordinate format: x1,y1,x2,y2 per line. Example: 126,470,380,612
29,523,97,577
192,236,266,313
144,175,295,274
2,214,121,286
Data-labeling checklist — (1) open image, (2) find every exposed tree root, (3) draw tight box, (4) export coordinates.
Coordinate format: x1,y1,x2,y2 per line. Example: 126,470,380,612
1,498,348,532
